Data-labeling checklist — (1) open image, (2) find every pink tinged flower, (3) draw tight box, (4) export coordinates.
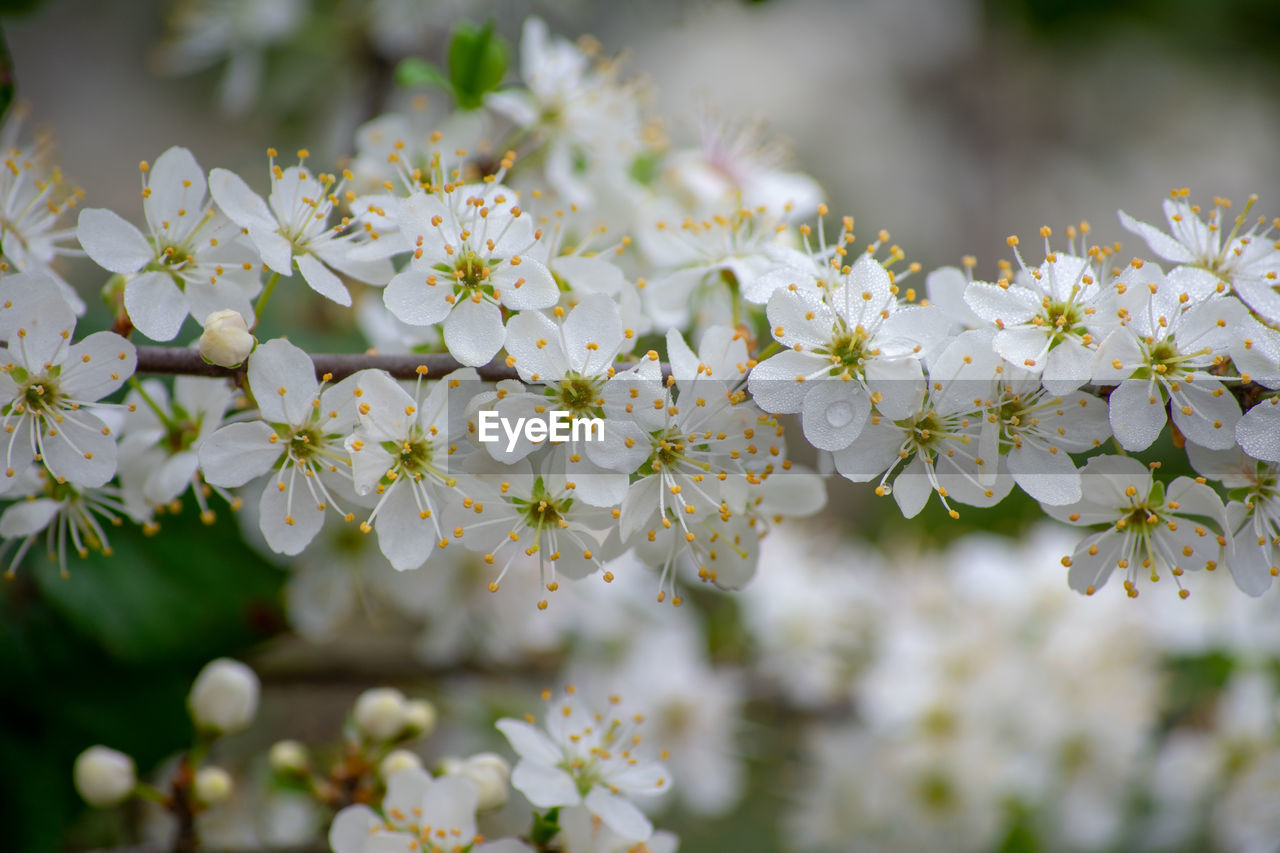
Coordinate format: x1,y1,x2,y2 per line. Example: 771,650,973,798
0,276,135,493
197,338,359,555
1045,455,1227,598
77,146,262,341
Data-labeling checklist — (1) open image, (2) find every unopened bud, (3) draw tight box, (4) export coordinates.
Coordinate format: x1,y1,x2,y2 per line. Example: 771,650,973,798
353,687,407,741
199,309,255,368
188,658,259,735
269,740,309,775
458,752,510,811
403,699,437,737
379,749,423,780
74,746,136,807
193,766,233,805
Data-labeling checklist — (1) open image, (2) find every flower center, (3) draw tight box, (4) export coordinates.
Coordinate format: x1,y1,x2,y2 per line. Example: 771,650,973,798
556,373,601,416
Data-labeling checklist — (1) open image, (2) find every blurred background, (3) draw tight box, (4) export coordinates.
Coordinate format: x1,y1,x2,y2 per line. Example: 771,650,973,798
3,0,1280,851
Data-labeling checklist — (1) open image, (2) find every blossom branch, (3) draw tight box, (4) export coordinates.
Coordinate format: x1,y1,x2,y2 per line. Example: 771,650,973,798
134,346,676,383
133,345,523,382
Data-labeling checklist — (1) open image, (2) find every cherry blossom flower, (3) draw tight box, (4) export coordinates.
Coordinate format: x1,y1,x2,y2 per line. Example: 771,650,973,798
493,295,638,506
381,184,558,366
1186,444,1280,596
1092,263,1246,451
497,688,669,842
209,151,394,308
0,126,84,312
748,242,944,453
344,367,474,571
329,769,529,853
0,275,135,492
1046,455,1227,598
77,147,262,340
197,338,360,554
1120,191,1280,325
963,230,1118,393
449,450,618,607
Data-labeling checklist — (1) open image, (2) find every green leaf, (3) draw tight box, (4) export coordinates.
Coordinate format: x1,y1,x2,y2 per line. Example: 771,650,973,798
28,505,285,665
395,57,449,91
448,20,509,110
530,806,561,846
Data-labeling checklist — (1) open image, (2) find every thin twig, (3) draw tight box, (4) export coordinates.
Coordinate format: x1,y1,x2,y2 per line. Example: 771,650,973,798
133,347,676,383
134,347,521,382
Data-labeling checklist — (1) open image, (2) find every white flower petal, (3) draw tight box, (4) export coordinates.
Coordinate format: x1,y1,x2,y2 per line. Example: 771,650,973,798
383,768,433,823
1007,442,1081,505
383,267,453,327
746,349,827,414
197,421,281,487
296,254,351,306
562,293,622,375
584,786,653,842
1237,400,1280,462
328,805,381,853
800,380,868,451
208,168,277,231
76,208,151,274
124,271,188,341
0,498,60,538
43,414,117,488
248,338,319,425
493,257,559,311
259,471,326,555
496,719,563,764
145,147,207,229
1118,210,1196,264
1108,378,1167,451
443,298,504,367
375,486,437,571
510,760,580,809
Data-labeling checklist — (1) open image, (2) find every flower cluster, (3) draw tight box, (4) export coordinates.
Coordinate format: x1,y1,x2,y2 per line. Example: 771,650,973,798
3,15,1278,612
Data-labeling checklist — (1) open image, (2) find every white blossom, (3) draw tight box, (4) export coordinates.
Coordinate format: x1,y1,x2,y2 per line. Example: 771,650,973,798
497,688,669,842
209,152,393,308
1046,454,1227,598
78,147,261,340
198,338,361,554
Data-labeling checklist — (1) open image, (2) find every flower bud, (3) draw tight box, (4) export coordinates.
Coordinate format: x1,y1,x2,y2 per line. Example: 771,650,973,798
199,309,255,368
458,752,511,811
403,699,437,737
269,740,309,775
379,749,423,780
193,766,233,805
353,687,407,741
74,746,136,807
188,658,260,735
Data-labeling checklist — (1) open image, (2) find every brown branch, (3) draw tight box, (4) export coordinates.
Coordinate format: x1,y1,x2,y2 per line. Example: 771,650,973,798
133,347,676,383
134,347,522,382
